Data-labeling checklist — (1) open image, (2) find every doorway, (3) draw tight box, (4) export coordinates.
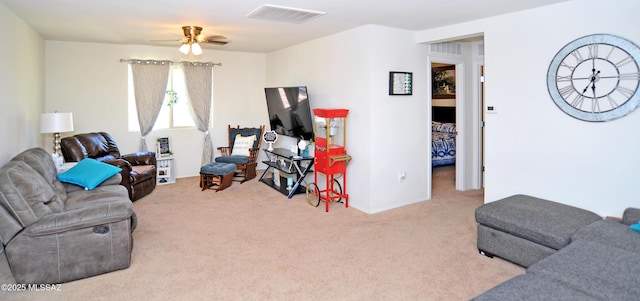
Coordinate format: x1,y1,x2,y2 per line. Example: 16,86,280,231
429,38,485,195
431,62,457,184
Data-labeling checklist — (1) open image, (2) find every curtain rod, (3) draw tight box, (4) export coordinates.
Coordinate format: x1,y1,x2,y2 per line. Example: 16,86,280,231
119,59,221,67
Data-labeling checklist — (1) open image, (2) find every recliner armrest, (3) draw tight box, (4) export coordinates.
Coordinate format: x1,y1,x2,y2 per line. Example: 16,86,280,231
105,158,133,172
622,207,640,225
103,158,134,198
122,152,157,166
24,201,134,236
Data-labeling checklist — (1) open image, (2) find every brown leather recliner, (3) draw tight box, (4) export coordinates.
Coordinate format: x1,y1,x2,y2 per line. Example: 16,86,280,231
61,132,157,201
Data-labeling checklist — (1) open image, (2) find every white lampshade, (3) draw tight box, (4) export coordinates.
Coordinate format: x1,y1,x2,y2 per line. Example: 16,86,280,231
179,43,190,55
191,42,202,55
40,112,74,133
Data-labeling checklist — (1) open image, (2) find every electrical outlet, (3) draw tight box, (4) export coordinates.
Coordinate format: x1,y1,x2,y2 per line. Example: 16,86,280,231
399,171,406,182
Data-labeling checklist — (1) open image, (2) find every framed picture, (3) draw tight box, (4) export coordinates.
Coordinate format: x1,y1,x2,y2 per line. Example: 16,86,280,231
389,71,413,95
432,65,456,99
156,137,171,157
158,167,170,178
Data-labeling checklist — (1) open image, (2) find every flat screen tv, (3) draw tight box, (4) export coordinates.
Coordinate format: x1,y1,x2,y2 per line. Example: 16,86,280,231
264,86,314,141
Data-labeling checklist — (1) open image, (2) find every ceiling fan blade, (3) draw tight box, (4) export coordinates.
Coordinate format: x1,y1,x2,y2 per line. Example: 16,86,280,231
201,35,229,45
203,40,229,45
150,39,183,42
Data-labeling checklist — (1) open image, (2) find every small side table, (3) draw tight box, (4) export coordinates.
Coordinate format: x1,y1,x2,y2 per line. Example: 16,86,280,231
156,156,176,185
56,162,77,174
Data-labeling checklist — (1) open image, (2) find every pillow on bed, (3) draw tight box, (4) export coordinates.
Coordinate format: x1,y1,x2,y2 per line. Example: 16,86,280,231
432,121,443,131
432,121,457,134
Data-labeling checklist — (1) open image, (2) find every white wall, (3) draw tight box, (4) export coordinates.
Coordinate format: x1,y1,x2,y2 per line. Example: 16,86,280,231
267,25,430,213
0,3,45,165
418,0,640,217
45,41,267,178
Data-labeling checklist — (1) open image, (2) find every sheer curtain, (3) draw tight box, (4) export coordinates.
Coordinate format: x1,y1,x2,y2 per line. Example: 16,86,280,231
182,61,215,165
130,60,171,151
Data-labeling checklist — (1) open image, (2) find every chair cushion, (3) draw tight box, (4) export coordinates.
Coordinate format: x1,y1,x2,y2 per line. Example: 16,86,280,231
216,155,249,165
230,128,263,148
131,165,154,175
200,162,236,176
231,134,256,156
57,158,122,190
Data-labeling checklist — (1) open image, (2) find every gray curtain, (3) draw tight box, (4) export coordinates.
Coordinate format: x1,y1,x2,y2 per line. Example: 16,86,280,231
182,61,215,165
130,60,171,151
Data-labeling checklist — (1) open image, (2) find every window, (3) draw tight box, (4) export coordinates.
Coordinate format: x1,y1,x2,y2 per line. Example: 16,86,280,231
128,65,196,131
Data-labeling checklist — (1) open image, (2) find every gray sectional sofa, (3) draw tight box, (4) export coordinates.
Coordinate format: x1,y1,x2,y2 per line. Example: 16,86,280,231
0,148,136,284
473,194,640,300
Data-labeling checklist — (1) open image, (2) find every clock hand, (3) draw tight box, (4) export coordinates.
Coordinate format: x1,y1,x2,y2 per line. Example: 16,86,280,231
582,70,600,94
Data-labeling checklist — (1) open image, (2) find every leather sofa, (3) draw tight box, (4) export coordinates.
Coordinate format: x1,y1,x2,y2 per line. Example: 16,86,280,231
0,148,135,284
61,132,156,201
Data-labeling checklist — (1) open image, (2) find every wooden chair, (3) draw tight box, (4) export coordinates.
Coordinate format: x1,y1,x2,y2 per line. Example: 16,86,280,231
215,125,265,183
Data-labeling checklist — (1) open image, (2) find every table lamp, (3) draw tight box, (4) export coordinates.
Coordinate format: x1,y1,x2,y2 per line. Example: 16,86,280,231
40,112,74,157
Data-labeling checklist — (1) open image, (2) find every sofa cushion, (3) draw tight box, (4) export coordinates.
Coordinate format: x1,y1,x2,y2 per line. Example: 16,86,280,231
623,208,640,226
0,161,63,228
57,158,122,190
11,148,68,202
65,185,130,210
527,239,640,300
572,219,640,254
471,274,598,301
475,194,602,250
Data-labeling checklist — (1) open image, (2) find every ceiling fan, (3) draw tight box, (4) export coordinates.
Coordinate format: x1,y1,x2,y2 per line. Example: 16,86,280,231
176,26,229,55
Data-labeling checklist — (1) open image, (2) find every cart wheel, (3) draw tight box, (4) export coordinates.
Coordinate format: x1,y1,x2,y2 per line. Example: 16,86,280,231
306,183,320,207
333,179,343,203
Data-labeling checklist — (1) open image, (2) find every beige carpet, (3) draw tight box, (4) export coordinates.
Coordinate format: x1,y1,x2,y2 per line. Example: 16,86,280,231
4,167,523,301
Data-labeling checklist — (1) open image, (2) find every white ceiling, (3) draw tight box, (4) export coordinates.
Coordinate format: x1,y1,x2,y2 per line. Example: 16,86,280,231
1,0,569,53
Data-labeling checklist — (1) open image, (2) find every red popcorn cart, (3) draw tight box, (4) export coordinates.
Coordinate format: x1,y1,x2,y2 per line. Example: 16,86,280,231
307,108,352,212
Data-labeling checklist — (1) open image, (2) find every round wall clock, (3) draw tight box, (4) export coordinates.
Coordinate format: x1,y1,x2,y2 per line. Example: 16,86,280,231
547,34,640,121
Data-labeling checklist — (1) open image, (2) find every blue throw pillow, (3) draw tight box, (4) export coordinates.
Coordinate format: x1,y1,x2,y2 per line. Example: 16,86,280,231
57,158,122,190
631,223,640,233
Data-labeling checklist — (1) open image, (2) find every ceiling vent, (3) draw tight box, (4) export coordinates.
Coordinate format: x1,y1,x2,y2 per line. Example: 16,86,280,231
430,42,462,56
246,4,326,23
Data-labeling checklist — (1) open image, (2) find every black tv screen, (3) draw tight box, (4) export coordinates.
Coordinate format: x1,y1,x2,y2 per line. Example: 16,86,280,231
264,86,314,141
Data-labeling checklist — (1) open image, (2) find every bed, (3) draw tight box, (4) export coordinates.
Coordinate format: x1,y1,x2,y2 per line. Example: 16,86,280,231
432,106,456,167
432,121,456,166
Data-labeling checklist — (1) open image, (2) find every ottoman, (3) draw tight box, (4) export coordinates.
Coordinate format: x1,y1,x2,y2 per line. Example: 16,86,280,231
200,162,236,192
475,194,601,267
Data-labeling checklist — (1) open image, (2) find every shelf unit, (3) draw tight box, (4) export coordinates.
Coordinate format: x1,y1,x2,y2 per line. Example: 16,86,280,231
156,156,175,185
259,148,314,198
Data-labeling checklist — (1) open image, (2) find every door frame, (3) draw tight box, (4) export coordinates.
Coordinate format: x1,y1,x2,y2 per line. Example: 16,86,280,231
429,57,466,191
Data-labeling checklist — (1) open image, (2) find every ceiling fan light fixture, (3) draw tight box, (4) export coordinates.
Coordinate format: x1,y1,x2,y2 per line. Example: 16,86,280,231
191,42,202,55
179,43,190,54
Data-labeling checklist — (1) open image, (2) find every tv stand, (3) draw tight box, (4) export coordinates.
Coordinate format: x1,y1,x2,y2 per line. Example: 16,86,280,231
259,148,314,198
